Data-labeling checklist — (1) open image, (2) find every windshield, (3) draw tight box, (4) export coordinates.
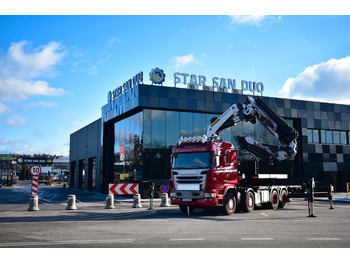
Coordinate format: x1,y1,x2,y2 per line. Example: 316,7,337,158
172,152,213,169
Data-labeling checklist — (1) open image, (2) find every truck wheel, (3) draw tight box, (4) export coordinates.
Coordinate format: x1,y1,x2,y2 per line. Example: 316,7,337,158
270,190,279,210
242,191,255,212
222,192,236,215
279,189,288,208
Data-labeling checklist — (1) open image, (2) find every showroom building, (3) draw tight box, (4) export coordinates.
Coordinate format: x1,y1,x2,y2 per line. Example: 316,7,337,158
69,68,350,194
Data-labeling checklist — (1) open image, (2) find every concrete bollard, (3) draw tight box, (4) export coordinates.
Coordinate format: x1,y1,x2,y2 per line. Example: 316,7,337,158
160,193,170,207
66,194,77,210
28,195,40,211
132,194,142,208
105,194,115,209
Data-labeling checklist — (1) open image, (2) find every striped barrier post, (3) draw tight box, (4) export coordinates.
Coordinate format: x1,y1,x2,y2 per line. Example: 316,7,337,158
29,165,41,196
31,175,39,196
28,165,41,211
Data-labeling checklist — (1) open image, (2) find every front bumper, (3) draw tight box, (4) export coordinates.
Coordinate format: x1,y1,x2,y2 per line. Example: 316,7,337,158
170,193,223,208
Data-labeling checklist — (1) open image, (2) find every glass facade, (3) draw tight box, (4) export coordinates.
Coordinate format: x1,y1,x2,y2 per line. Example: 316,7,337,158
113,109,296,184
114,112,143,183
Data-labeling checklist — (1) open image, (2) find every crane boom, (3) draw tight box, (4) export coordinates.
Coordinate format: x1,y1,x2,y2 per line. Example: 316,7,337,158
206,96,299,162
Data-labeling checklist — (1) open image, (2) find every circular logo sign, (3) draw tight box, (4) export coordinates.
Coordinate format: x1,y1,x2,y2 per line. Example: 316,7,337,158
30,165,42,177
149,68,166,85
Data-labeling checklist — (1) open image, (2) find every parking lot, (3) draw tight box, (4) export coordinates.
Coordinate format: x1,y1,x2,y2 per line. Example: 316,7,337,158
0,181,350,248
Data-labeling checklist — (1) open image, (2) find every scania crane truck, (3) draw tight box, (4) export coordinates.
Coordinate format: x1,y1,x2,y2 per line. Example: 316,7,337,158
170,96,300,215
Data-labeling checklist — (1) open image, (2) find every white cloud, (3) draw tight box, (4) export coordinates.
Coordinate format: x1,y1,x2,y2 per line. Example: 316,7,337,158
230,15,281,27
279,56,350,104
4,41,65,78
173,53,206,69
0,103,10,114
0,78,64,102
23,101,58,110
4,114,27,127
174,53,195,68
107,36,121,48
0,41,65,102
0,139,33,154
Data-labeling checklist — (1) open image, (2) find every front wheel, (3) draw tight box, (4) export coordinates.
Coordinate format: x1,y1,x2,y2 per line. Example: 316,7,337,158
222,192,236,215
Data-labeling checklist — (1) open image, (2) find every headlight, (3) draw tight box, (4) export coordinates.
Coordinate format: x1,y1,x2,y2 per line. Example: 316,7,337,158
204,193,217,198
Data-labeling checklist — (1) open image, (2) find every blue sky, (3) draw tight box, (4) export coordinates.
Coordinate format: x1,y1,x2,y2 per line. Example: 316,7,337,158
1,14,350,156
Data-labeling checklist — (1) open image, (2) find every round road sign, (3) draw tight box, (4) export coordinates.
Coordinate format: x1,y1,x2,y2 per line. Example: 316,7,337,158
30,165,42,177
160,185,169,193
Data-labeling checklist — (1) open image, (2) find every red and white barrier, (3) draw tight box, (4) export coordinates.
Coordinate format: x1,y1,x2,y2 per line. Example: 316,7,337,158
29,165,41,196
109,183,139,195
31,176,39,196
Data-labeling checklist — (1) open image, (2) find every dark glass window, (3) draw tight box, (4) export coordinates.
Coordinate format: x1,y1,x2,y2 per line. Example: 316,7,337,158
166,111,179,148
180,112,193,137
143,110,151,148
193,113,207,137
340,131,347,144
321,130,326,143
312,130,319,143
307,130,313,143
333,131,340,144
326,130,333,144
151,110,165,148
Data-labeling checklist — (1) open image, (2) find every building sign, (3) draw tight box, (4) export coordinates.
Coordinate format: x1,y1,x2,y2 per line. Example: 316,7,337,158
174,72,264,94
108,71,143,102
149,67,166,85
17,157,53,165
107,68,265,103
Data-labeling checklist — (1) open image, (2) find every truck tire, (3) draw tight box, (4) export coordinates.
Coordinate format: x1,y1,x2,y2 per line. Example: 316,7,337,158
279,189,288,208
242,191,255,212
222,192,236,215
270,190,279,210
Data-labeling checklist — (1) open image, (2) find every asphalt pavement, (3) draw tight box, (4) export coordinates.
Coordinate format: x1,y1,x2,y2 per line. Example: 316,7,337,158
1,180,350,249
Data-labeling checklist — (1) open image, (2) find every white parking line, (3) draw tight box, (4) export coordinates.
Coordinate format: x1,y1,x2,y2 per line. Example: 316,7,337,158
0,239,135,247
170,238,205,241
307,238,341,241
241,238,274,241
260,213,268,217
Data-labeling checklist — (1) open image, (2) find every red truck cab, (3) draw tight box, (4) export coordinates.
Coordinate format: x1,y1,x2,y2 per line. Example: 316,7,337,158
170,137,238,214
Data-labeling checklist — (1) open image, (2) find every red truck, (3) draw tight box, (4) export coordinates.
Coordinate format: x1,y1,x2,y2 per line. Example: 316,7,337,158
170,96,300,215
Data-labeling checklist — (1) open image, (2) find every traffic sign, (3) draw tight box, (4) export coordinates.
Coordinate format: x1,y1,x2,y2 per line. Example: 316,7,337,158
160,185,169,193
30,165,42,177
109,183,139,195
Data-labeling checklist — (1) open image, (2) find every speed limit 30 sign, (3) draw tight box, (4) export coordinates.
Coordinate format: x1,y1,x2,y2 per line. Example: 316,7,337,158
30,165,41,196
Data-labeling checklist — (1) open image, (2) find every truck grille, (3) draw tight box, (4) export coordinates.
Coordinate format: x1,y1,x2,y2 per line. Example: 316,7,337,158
176,176,204,184
173,169,208,199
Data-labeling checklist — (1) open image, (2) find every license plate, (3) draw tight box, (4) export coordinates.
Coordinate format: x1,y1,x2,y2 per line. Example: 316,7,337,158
182,198,192,202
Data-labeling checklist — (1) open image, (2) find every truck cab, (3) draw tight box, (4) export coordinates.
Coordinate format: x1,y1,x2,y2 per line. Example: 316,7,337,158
170,137,239,214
